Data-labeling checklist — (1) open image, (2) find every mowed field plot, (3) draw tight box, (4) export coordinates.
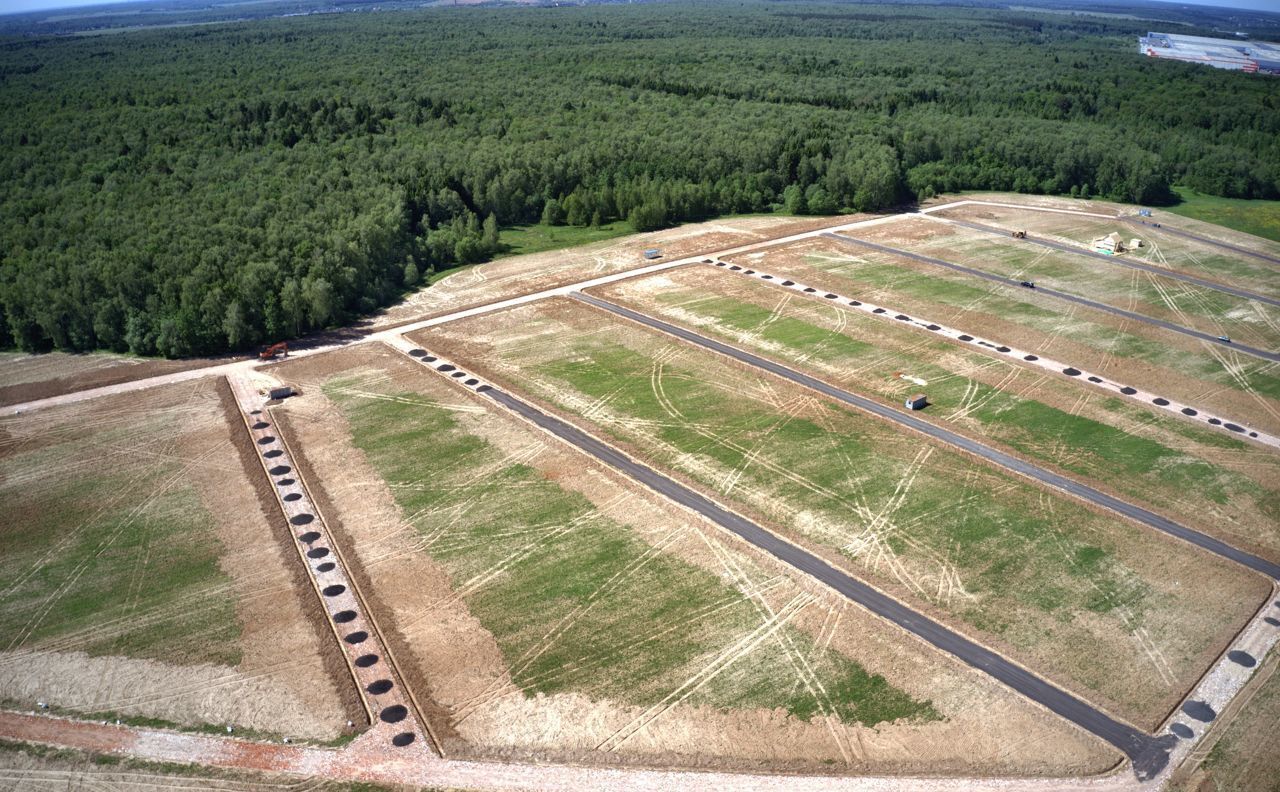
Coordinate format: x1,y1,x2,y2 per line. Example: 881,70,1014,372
0,378,353,740
592,267,1280,563
267,344,1114,774
934,202,1280,291
855,217,1280,353
418,298,1270,729
729,236,1280,434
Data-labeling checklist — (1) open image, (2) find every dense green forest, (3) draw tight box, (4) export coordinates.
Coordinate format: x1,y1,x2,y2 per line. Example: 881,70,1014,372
2,1,1278,357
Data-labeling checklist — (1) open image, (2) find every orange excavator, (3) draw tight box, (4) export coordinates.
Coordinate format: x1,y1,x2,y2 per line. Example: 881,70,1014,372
259,342,288,361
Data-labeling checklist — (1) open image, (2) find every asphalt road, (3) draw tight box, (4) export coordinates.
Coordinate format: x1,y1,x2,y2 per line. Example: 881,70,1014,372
573,291,1280,582
939,217,1280,309
822,232,1280,364
1123,217,1280,268
477,378,1172,779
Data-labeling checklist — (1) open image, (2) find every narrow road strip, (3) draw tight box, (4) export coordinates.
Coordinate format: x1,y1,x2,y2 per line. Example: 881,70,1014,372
572,291,1280,582
703,259,1277,450
931,215,1280,308
823,232,1280,364
386,339,1168,779
1122,217,1280,268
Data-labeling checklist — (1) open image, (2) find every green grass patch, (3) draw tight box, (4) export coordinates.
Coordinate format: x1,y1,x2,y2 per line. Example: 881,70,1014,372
0,421,239,666
328,379,935,727
495,221,632,258
536,338,1150,631
1166,187,1280,244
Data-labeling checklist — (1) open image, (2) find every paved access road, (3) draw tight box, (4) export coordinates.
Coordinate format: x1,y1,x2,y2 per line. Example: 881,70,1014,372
573,292,1280,582
937,216,1280,308
1123,217,1280,268
823,233,1280,364
447,355,1171,779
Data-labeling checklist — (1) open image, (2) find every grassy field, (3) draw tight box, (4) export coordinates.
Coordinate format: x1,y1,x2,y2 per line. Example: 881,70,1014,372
427,299,1269,726
610,279,1280,561
327,377,935,726
900,233,1280,349
496,221,633,259
1167,187,1280,245
0,397,238,665
782,245,1280,404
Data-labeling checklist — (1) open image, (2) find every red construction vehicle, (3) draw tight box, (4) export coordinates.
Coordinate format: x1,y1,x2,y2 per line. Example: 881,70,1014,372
259,342,288,361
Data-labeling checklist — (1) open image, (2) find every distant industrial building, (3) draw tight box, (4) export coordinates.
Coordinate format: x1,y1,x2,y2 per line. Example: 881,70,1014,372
1138,32,1280,75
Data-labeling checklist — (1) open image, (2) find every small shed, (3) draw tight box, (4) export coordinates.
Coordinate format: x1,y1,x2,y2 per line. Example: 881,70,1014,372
1129,238,1144,249
643,248,662,260
905,393,928,411
268,386,295,401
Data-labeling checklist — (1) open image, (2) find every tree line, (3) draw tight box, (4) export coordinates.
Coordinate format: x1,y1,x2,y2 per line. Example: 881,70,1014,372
1,1,1276,357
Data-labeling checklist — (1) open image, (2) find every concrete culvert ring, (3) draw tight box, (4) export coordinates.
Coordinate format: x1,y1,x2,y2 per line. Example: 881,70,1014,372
322,584,346,597
1170,723,1193,739
367,679,394,695
392,732,415,747
277,478,296,487
408,349,427,357
1024,355,1039,362
264,449,283,459
464,379,478,386
1228,650,1256,667
333,610,357,624
1120,387,1138,395
251,422,269,430
316,562,336,573
283,492,302,502
1209,418,1222,426
269,465,291,476
344,630,368,644
379,705,408,724
958,334,973,342
290,513,315,526
258,436,275,445
1153,398,1170,406
307,547,330,559
1181,701,1216,722
355,654,379,668
298,531,321,543
437,364,455,372
1063,368,1081,376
